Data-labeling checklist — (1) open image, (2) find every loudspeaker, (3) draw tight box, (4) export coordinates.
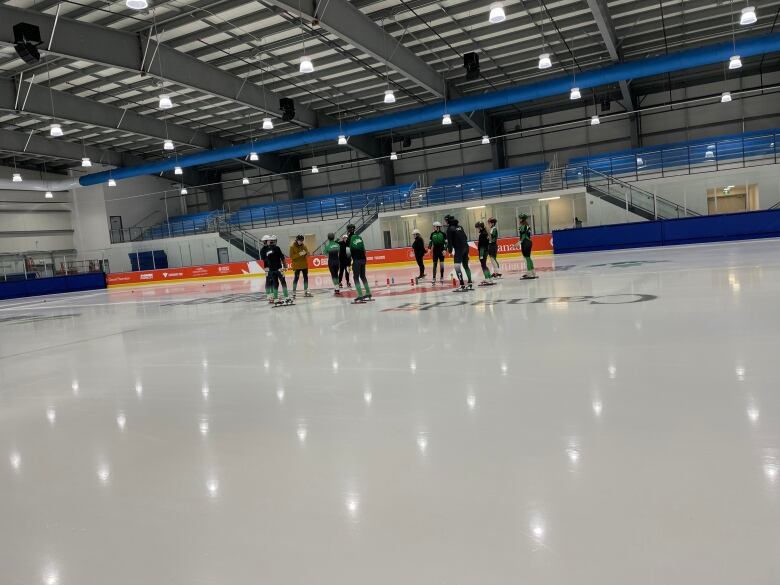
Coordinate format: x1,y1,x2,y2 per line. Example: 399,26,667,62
13,23,42,64
280,97,295,122
601,98,611,112
463,52,480,81
402,136,412,148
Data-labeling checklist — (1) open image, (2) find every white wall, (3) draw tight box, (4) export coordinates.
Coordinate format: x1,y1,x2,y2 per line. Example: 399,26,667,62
102,171,185,229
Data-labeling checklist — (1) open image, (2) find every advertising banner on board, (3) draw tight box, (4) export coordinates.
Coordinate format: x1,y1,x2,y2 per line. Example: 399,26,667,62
106,234,553,287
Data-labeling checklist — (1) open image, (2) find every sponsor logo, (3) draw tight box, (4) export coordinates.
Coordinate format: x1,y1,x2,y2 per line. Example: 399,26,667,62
312,257,323,267
218,266,231,273
140,273,153,280
381,294,658,311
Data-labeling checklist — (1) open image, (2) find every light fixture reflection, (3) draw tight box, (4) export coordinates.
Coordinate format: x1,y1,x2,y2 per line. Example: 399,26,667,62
207,478,219,497
199,418,209,436
608,365,617,379
416,433,428,453
592,400,603,416
202,385,209,399
46,407,56,425
97,464,110,484
276,388,285,401
747,405,759,423
10,452,21,470
297,423,308,442
135,382,143,396
363,390,373,404
116,412,126,430
467,393,476,410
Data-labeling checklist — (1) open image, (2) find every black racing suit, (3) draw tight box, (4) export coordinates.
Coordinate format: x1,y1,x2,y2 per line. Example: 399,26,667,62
338,240,351,286
446,222,472,285
264,245,289,298
412,236,426,279
259,244,271,295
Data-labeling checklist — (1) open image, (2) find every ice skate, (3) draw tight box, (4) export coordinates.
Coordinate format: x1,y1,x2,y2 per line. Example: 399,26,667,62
304,291,313,297
492,272,503,278
285,297,295,305
479,280,495,286
334,289,341,295
352,296,367,304
522,271,538,280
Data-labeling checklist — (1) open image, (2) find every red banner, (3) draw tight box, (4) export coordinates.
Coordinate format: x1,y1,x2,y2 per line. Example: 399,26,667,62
106,234,553,287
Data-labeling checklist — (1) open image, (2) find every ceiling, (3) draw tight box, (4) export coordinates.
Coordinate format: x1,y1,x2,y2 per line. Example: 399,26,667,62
1,0,779,174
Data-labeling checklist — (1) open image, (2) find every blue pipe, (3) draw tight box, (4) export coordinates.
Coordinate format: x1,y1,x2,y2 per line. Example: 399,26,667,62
80,34,780,187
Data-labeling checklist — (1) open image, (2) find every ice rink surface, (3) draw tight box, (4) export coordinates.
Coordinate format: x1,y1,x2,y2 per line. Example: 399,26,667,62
1,239,779,585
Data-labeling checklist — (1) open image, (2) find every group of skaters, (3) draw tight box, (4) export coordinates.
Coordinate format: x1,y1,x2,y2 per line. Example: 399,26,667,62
412,213,536,291
257,213,536,304
257,224,373,306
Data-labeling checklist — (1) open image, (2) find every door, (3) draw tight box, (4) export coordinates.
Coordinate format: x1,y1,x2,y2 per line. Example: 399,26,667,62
217,247,229,264
109,216,124,243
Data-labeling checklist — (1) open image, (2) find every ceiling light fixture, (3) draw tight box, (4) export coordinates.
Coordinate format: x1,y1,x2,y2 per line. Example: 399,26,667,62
49,123,63,137
384,89,396,104
390,151,398,160
180,187,188,195
721,91,732,102
591,114,600,125
81,157,92,167
262,117,274,130
442,113,452,125
311,164,319,173
45,190,53,199
481,135,490,145
242,177,250,185
337,134,348,145
174,165,183,175
729,55,742,69
570,87,581,100
489,2,506,23
163,139,174,151
538,53,551,70
12,172,22,182
300,56,314,74
158,94,173,109
126,0,148,9
740,5,757,25
249,151,259,161
108,177,116,187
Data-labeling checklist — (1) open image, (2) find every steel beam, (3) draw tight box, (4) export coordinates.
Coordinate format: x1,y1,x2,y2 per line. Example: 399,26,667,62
585,0,634,111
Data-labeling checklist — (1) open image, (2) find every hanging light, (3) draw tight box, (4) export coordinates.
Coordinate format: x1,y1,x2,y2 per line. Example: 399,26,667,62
636,156,644,167
262,117,274,130
481,136,490,145
489,2,506,23
311,164,319,173
108,178,116,187
705,147,715,159
442,113,452,125
163,139,174,151
158,94,173,110
538,53,552,70
125,0,148,9
81,157,92,168
721,91,732,102
45,191,53,199
390,151,398,161
50,123,63,137
12,172,22,182
337,134,348,145
249,151,259,161
570,87,581,100
729,55,742,69
384,89,396,104
242,177,250,185
174,166,183,175
299,56,314,74
590,114,600,125
180,187,188,195
740,6,757,25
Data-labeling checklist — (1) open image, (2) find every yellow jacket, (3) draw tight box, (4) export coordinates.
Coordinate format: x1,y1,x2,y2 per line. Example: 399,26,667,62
289,241,309,270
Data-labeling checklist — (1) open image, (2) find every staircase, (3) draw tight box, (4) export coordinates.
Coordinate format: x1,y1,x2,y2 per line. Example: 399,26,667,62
582,167,699,220
312,194,381,254
215,219,262,260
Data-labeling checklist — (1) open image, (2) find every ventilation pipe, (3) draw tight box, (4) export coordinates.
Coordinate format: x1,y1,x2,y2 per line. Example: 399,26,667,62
71,33,780,187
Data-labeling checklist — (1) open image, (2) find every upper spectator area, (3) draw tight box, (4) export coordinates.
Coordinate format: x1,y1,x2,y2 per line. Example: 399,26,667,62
147,211,220,239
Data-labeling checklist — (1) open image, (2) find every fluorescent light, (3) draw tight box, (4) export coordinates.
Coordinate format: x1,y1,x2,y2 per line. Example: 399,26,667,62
126,0,148,8
400,213,418,218
590,114,600,125
466,205,486,210
570,87,581,100
442,113,452,125
249,151,259,161
729,55,742,69
12,172,22,182
242,177,249,185
740,6,757,25
174,166,183,175
311,165,319,173
538,53,551,70
81,157,92,167
180,187,188,195
299,56,314,73
489,2,506,23
337,134,347,145
45,191,53,199
390,151,398,160
158,94,173,109
481,135,490,145
727,185,736,189
262,117,273,130
108,178,116,187
50,123,63,137
721,91,732,103
163,139,174,151
538,196,561,201
384,89,396,104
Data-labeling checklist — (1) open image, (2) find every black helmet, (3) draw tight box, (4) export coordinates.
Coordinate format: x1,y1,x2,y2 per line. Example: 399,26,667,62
475,221,485,229
327,232,335,240
295,234,304,241
488,217,497,225
346,224,356,233
444,214,455,225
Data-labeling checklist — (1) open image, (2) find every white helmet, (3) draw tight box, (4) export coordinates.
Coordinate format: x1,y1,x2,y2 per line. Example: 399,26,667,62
412,228,420,235
261,235,271,242
269,235,278,242
432,221,442,227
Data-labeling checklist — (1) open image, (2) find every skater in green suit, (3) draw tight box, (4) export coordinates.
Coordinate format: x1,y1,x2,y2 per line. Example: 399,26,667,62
518,214,536,279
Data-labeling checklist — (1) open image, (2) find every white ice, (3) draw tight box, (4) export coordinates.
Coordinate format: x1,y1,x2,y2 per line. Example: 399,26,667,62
1,239,779,585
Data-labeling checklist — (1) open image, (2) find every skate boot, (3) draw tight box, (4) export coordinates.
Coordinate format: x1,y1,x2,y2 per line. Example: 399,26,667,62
285,297,295,305
522,271,537,279
479,280,495,286
273,299,285,307
334,288,341,295
352,296,366,304
466,282,474,291
304,291,313,297
493,272,502,278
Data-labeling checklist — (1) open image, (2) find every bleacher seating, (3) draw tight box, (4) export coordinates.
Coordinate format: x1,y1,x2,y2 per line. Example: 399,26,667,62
146,210,220,239
566,129,779,181
425,163,549,205
226,183,417,228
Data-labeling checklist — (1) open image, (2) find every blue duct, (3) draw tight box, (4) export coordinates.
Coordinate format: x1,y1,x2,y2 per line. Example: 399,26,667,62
80,34,780,187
